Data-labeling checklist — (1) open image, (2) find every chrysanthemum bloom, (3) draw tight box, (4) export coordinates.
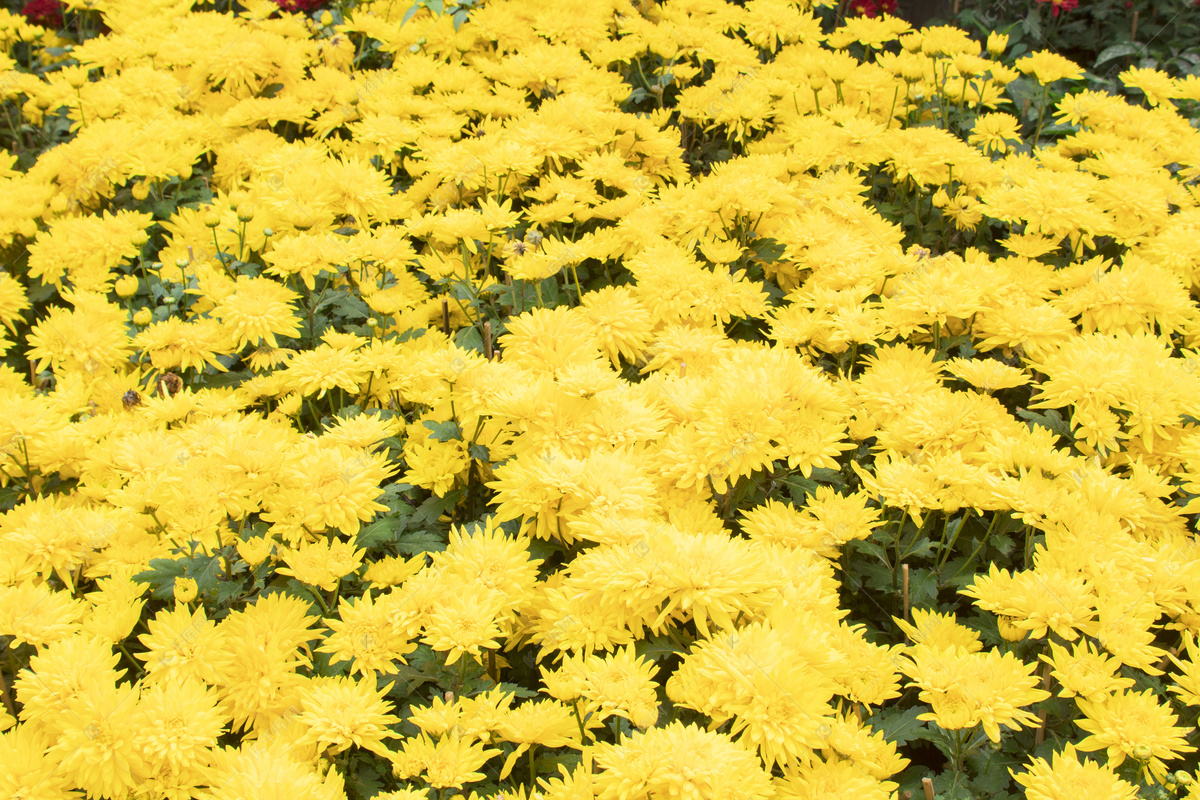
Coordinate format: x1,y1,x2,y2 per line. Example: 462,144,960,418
212,275,303,351
132,676,229,775
0,580,86,649
390,732,501,789
319,590,419,678
592,722,774,800
421,584,507,666
494,698,584,779
1041,639,1134,701
775,754,901,799
296,676,400,758
277,538,365,592
1075,688,1196,782
1012,743,1138,800
0,723,77,800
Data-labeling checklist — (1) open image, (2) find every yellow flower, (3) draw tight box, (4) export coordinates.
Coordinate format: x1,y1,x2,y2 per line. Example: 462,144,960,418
495,698,583,780
1012,743,1138,800
895,608,983,653
277,538,365,592
0,723,78,800
421,584,506,666
212,275,303,351
969,113,1021,155
297,676,400,758
1016,50,1084,84
173,576,199,604
390,732,500,789
318,590,418,678
1040,639,1134,701
1075,688,1197,782
592,722,774,800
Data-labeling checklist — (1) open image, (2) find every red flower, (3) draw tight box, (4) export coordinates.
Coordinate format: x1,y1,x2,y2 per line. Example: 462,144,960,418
1035,0,1078,16
21,0,65,28
273,0,327,12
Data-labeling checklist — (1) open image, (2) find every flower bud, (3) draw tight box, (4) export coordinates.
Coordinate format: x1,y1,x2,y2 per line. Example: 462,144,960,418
114,275,138,298
1133,744,1154,762
987,32,1009,56
203,211,221,228
133,308,152,326
235,204,254,222
131,181,150,201
263,227,274,237
320,10,333,25
237,536,272,567
175,256,190,268
174,577,198,604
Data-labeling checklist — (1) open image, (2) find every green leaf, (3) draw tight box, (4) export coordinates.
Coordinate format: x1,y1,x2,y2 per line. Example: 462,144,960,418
399,2,422,26
356,515,406,550
866,705,930,747
1015,408,1073,441
751,237,786,263
421,420,462,442
496,681,540,699
396,527,450,555
907,567,939,607
635,635,689,661
134,558,187,601
1094,42,1141,68
453,325,485,354
783,475,819,503
468,443,490,462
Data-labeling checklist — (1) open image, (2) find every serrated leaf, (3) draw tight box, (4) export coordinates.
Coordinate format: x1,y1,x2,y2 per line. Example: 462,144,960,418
907,567,939,607
356,516,406,549
751,237,786,262
396,527,449,555
1016,407,1073,440
468,443,490,461
133,558,188,601
421,420,462,442
635,636,689,661
454,325,485,354
866,705,930,747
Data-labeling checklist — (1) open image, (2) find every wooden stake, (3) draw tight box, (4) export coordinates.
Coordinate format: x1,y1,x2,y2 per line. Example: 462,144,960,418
1131,10,1139,40
679,362,687,378
902,563,911,622
922,778,935,800
1035,661,1051,745
483,320,493,360
441,298,451,335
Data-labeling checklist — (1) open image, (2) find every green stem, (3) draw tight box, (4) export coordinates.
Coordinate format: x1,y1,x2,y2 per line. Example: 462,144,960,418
528,743,539,788
949,512,1004,581
1032,83,1051,146
937,508,972,571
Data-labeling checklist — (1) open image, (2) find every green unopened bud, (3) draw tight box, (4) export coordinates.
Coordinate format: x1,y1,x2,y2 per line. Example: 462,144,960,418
203,211,221,228
235,203,255,222
175,256,190,268
1133,744,1154,762
263,227,274,237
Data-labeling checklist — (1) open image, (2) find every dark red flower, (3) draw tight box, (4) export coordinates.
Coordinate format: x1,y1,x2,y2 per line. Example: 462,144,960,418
21,0,65,29
272,0,327,12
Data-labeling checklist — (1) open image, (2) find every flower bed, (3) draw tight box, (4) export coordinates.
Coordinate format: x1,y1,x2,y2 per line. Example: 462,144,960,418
1,1,1200,799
